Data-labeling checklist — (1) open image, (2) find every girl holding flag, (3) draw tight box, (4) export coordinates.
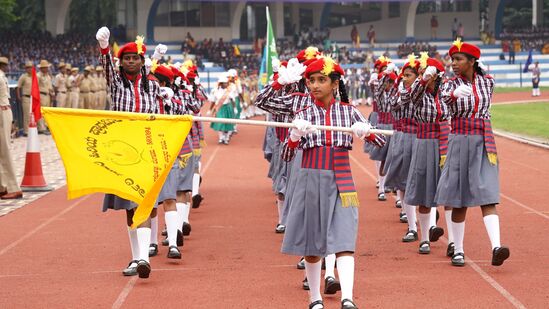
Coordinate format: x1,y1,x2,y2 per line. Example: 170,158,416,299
435,40,509,267
256,55,385,309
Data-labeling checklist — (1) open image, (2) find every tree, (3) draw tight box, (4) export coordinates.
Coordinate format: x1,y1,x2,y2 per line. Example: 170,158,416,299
0,0,18,30
69,0,115,34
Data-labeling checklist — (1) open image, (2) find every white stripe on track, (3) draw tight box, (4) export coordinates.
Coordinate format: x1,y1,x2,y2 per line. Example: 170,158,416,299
500,193,549,220
349,154,528,309
0,194,91,257
111,145,221,308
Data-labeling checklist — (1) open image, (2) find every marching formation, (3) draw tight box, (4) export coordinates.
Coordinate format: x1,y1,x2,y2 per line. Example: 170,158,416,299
254,40,510,309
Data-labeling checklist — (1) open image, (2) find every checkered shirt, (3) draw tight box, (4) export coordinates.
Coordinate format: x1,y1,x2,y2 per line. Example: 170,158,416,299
407,78,450,123
440,74,495,119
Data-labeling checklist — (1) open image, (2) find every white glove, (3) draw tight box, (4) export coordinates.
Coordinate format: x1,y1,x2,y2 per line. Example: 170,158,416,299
160,87,174,100
186,84,194,92
272,58,281,73
96,27,110,49
477,59,488,72
173,62,182,70
351,122,372,139
152,44,167,60
290,119,317,142
384,63,396,74
453,84,473,98
368,72,378,86
422,66,438,81
174,76,182,87
144,58,152,75
286,58,306,79
398,81,407,93
195,77,200,85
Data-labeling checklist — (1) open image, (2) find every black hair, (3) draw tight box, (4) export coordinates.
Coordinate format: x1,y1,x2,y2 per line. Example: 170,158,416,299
297,78,307,93
329,72,349,104
118,55,149,93
433,74,443,96
464,54,485,76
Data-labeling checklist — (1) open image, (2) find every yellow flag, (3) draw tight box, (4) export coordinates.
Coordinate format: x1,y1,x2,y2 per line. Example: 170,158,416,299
42,107,193,228
113,42,120,57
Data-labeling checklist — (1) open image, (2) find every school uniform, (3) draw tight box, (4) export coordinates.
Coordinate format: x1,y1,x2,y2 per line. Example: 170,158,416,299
369,74,396,161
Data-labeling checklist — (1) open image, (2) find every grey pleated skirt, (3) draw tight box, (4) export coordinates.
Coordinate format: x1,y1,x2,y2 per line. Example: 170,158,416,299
404,138,440,208
275,159,289,195
384,132,416,191
363,112,379,153
102,194,137,212
434,134,500,207
263,127,275,164
270,139,281,192
281,150,303,225
369,123,393,160
281,168,359,257
157,162,179,204
176,154,196,192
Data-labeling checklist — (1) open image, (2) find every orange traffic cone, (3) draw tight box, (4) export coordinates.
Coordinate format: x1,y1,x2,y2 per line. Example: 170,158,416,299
20,115,52,192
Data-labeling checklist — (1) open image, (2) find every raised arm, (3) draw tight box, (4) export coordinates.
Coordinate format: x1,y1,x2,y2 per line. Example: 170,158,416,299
96,27,121,91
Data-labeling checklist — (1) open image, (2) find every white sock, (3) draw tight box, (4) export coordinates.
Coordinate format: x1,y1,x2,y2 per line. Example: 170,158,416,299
452,221,465,254
127,227,139,260
483,214,501,249
176,202,185,228
532,89,536,96
404,201,417,231
378,175,386,194
218,131,223,141
136,227,151,262
192,173,200,197
165,211,179,247
324,254,336,279
304,260,322,303
336,256,355,302
445,210,454,243
429,207,437,228
277,198,284,225
396,190,402,202
418,212,431,242
150,216,158,245
182,202,191,224
197,161,202,173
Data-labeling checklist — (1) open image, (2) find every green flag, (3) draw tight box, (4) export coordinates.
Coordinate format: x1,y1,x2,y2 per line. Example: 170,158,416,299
259,6,278,89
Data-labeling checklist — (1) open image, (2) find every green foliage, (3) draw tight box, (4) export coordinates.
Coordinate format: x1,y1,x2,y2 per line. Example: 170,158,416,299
0,0,19,29
491,102,549,141
69,0,116,34
13,0,45,31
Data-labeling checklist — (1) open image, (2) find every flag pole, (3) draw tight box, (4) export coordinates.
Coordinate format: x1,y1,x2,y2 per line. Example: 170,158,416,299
192,116,394,136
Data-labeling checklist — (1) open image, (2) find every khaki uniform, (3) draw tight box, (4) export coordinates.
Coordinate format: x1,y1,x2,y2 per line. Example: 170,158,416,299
96,75,107,110
16,73,32,133
89,75,99,109
0,69,21,193
54,73,68,108
68,75,80,109
79,76,92,109
37,72,53,131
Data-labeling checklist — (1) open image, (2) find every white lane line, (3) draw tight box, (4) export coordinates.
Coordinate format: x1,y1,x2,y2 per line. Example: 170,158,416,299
503,158,547,173
500,193,549,220
349,154,528,309
111,145,221,308
493,99,547,105
111,277,137,309
0,195,91,257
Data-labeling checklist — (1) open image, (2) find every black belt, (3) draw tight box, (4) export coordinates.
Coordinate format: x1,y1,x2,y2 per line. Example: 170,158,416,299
0,105,11,110
23,95,30,98
58,91,66,93
40,91,48,95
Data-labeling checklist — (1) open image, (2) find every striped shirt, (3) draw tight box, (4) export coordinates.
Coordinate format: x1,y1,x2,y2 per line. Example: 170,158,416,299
100,50,160,114
374,74,399,113
440,73,495,119
408,78,450,123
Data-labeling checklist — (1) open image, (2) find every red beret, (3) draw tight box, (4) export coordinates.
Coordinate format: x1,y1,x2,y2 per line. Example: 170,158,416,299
117,41,147,59
386,72,398,81
296,47,321,64
154,65,174,82
304,57,345,79
427,58,445,72
449,41,481,59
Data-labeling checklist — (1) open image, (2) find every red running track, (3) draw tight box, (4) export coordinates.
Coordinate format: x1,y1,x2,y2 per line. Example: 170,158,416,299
0,99,548,308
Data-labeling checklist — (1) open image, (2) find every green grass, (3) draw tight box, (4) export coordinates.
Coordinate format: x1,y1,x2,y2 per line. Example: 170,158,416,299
494,86,549,93
490,102,549,141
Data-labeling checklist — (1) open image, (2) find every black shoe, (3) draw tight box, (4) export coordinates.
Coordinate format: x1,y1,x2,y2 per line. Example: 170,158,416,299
302,277,310,290
402,230,418,242
446,242,455,257
136,260,151,278
167,245,182,259
308,300,323,309
161,228,167,236
341,298,358,309
491,246,510,266
122,260,138,276
429,226,444,242
177,230,184,246
384,187,392,193
324,276,341,295
377,192,386,201
161,238,169,246
275,224,286,233
399,212,408,223
297,257,305,270
395,200,402,208
451,252,465,267
375,181,379,189
192,194,203,208
418,241,431,254
148,244,158,257
182,222,192,236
